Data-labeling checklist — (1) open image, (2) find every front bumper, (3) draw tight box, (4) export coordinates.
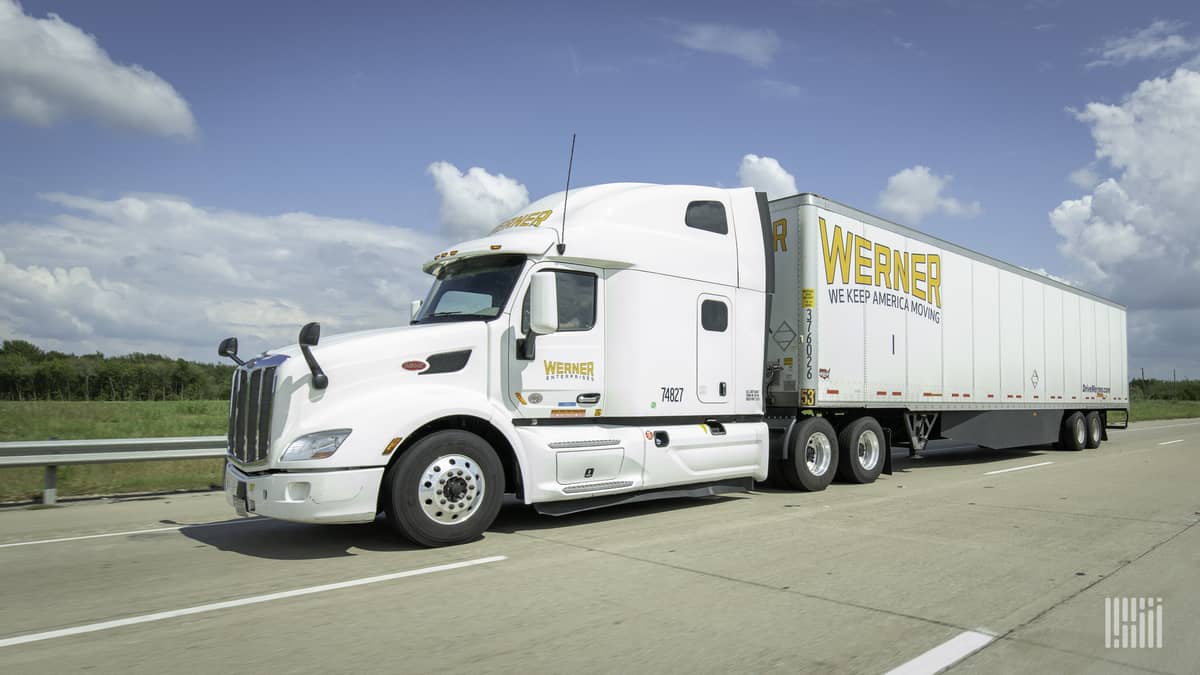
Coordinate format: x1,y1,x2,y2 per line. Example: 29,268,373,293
224,462,385,524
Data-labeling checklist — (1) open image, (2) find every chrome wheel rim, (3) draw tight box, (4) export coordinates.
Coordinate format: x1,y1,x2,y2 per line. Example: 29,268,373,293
1075,419,1086,446
805,433,832,476
417,454,484,525
1089,415,1100,441
857,429,880,470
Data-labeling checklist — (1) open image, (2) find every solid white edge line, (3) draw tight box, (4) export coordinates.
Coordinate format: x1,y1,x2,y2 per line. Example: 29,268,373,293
1120,421,1200,432
0,555,507,648
1158,439,1185,446
984,461,1054,475
0,518,264,549
884,630,996,675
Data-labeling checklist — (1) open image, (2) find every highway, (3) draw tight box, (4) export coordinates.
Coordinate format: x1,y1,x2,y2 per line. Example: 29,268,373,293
1,419,1197,674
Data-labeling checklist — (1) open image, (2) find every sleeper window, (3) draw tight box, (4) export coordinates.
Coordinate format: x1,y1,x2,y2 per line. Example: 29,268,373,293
701,299,728,332
685,201,728,235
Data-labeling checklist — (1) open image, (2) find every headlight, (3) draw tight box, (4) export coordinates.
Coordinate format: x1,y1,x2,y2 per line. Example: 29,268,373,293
281,429,352,461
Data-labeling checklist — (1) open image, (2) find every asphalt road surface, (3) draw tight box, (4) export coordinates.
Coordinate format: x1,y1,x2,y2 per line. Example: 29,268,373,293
1,420,1197,674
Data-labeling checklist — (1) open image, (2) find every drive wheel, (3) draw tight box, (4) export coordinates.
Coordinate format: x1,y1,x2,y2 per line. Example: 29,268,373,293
384,430,504,547
781,417,839,492
1084,411,1103,449
1059,412,1086,451
836,417,885,484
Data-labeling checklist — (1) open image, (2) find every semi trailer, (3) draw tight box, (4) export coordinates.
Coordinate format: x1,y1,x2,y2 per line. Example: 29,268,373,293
219,183,1128,546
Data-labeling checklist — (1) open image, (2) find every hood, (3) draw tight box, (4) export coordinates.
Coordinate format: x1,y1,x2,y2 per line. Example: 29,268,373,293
267,321,489,389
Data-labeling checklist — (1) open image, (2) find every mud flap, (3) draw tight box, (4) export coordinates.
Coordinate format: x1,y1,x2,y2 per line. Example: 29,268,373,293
883,427,893,475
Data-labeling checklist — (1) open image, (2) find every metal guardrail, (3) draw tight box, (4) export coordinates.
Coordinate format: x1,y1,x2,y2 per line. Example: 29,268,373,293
0,436,227,505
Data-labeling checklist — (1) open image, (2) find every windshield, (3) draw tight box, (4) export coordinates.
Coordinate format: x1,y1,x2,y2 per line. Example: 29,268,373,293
412,254,527,324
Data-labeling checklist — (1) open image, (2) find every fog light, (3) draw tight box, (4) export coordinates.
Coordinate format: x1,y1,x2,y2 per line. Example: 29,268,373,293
286,481,311,502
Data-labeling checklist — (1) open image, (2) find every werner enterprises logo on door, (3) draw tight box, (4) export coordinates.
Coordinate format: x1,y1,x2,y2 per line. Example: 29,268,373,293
543,360,595,381
819,217,943,324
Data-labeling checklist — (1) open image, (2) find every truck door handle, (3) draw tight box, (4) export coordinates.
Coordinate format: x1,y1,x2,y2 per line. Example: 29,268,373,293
719,382,727,397
577,393,601,406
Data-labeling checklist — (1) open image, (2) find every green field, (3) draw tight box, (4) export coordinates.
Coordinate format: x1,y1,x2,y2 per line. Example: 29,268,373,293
0,398,1196,503
0,400,228,503
1129,399,1200,423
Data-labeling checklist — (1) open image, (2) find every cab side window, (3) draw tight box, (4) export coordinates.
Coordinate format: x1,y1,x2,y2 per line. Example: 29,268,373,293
522,270,597,333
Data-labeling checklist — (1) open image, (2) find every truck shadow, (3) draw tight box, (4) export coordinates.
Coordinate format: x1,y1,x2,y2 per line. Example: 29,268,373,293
489,494,741,534
179,516,420,559
888,444,1049,472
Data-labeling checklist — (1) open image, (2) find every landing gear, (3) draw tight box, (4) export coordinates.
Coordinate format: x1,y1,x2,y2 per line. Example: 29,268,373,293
903,412,938,457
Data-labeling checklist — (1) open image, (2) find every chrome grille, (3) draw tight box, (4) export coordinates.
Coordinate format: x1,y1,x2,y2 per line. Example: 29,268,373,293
227,355,286,464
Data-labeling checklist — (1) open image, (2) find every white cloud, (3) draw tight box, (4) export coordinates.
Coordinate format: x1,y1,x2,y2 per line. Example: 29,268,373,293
1024,267,1074,286
0,0,195,138
737,154,797,200
427,161,530,240
877,165,981,224
673,22,780,68
1050,67,1200,374
1086,20,1196,68
1068,165,1101,190
0,193,441,361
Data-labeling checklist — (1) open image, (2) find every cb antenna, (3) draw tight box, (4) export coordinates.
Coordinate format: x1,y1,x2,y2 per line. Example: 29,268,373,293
557,133,575,255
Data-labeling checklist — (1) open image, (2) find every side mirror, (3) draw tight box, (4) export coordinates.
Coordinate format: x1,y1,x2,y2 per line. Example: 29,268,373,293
410,299,423,323
299,322,321,347
298,322,328,389
529,272,559,335
218,337,244,366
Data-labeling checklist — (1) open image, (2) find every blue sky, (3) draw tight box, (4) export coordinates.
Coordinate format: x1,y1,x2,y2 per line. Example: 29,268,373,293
2,0,1199,375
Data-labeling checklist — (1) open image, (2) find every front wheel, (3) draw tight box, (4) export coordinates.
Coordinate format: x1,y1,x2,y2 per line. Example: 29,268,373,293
384,430,504,547
780,417,839,492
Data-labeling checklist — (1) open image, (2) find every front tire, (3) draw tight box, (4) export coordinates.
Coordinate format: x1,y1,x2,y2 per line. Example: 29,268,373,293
836,417,885,484
1084,411,1103,449
384,430,504,547
780,417,839,492
1059,412,1087,452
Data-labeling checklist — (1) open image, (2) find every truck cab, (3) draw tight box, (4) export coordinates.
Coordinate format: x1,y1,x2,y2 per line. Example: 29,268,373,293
222,183,774,546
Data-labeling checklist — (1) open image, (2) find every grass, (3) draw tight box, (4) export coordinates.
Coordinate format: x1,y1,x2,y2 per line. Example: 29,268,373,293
0,397,1195,503
0,400,228,503
1130,399,1200,422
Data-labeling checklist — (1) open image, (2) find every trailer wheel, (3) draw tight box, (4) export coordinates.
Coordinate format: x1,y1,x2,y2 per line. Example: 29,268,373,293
836,417,885,484
1059,412,1087,452
384,430,504,547
1084,411,1103,449
781,417,839,492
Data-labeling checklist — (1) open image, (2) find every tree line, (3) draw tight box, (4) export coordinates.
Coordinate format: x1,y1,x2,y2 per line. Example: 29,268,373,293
1130,377,1200,402
0,340,235,401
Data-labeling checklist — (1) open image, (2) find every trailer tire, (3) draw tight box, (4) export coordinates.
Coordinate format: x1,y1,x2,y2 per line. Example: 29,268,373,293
384,430,504,547
836,417,885,484
781,417,839,492
1059,412,1087,452
1084,411,1103,449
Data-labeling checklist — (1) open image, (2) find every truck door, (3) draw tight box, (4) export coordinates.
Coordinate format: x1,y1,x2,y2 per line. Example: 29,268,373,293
507,264,605,419
696,294,732,403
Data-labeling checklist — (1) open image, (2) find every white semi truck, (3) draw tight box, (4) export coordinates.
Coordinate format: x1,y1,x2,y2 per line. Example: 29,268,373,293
219,183,1128,546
